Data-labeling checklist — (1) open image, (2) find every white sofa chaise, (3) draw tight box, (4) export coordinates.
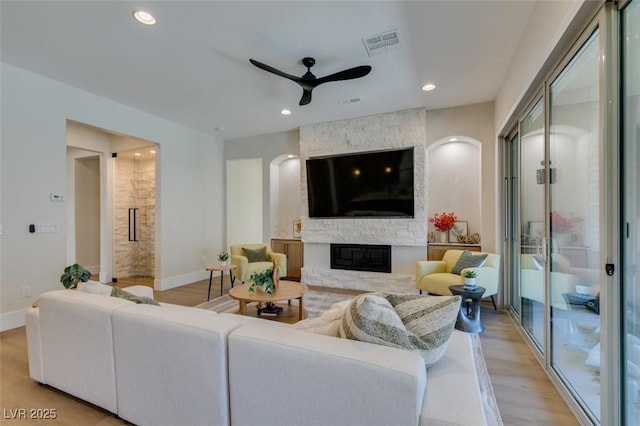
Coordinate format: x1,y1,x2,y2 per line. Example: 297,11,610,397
26,288,495,426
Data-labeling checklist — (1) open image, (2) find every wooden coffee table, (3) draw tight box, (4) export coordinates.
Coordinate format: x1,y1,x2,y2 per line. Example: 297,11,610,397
228,280,309,321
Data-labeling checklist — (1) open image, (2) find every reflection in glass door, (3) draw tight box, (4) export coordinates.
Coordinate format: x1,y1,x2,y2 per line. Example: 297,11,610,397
113,147,156,285
622,0,640,422
519,99,546,352
548,30,601,421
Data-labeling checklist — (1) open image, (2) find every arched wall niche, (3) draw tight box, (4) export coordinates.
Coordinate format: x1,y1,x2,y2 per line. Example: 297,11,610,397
427,135,482,241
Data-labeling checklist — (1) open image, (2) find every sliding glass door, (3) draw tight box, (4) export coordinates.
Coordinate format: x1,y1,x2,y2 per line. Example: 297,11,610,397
548,29,601,421
504,21,603,424
622,0,640,422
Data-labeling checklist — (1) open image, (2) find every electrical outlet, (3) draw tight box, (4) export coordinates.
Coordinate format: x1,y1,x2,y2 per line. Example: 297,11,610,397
22,285,31,298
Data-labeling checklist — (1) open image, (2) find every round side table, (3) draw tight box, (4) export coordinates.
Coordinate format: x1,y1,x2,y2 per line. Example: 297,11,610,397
206,264,237,300
448,285,486,333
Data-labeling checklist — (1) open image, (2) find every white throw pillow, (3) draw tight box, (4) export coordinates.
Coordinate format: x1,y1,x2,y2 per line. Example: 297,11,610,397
293,300,350,336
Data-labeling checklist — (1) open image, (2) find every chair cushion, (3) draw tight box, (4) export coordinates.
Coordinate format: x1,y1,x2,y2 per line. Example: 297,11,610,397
338,292,461,367
451,250,488,275
242,246,268,263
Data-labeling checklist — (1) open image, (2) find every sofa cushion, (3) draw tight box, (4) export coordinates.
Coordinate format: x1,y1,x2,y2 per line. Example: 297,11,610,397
339,293,461,367
110,286,160,306
451,250,488,275
242,246,268,262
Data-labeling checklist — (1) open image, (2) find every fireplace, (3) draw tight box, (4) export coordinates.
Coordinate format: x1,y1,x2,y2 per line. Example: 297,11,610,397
330,244,392,273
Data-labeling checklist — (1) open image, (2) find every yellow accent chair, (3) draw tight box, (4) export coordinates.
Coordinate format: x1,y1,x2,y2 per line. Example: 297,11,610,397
229,243,287,283
416,249,501,309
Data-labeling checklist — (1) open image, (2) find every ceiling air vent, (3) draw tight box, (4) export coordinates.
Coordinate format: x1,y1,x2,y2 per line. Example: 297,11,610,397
362,30,400,57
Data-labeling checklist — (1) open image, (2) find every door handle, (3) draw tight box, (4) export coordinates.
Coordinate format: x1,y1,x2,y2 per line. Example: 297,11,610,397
128,208,138,242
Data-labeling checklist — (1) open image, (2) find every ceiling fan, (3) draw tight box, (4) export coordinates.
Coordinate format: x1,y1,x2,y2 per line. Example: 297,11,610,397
249,57,372,106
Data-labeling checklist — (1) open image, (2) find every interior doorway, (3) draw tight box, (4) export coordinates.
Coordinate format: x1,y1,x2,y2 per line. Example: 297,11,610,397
66,121,157,287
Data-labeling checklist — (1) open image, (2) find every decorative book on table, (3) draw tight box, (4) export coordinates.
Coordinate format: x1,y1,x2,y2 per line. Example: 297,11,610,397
258,305,283,317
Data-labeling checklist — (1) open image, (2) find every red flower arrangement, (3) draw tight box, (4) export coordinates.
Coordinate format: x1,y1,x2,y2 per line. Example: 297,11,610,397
550,211,583,233
429,212,457,232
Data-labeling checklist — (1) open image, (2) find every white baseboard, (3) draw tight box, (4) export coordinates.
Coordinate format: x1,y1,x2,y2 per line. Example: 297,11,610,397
1,309,26,331
154,270,210,291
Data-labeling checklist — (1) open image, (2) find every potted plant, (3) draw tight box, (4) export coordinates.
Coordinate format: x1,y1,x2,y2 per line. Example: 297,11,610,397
218,251,229,266
60,263,91,289
462,270,477,288
248,268,275,294
429,212,457,243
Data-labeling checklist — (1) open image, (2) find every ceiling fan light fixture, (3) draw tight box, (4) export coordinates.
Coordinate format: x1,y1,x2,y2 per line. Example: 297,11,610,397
133,10,156,26
422,83,436,92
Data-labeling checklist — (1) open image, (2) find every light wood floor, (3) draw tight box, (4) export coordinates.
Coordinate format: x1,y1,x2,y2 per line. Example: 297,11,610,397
1,276,578,425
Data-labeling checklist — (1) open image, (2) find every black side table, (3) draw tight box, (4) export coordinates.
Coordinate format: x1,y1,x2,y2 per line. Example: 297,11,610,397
449,285,486,333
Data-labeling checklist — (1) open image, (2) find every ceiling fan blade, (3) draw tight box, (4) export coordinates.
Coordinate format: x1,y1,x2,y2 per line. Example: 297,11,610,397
299,88,313,106
249,59,302,84
315,65,372,85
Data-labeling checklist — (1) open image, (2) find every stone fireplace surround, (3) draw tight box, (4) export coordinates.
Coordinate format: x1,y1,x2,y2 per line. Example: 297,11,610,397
299,108,427,293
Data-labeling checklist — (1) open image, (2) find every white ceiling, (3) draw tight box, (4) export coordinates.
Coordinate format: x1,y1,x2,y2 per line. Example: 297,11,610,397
0,1,536,140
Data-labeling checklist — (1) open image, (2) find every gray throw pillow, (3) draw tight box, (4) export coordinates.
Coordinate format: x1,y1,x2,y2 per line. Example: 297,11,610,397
110,286,160,306
338,292,461,368
451,250,488,275
242,246,268,262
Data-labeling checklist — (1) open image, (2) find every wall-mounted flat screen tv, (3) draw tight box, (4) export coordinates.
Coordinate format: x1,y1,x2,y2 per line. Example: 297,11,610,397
306,147,414,218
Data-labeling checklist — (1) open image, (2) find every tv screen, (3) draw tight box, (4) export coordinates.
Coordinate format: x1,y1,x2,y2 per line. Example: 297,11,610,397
306,148,414,218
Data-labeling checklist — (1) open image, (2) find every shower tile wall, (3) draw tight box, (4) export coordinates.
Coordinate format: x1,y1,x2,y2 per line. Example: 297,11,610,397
114,153,155,278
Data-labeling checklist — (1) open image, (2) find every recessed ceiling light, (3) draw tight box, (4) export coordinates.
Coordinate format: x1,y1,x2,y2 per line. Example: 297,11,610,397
422,83,436,91
281,109,292,116
133,10,156,26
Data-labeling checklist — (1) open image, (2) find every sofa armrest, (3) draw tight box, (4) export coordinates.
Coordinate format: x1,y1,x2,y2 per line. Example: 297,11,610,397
25,308,44,383
416,261,446,283
268,252,287,278
231,255,249,281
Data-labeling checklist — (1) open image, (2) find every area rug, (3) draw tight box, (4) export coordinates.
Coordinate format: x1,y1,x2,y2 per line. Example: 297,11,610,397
195,290,502,425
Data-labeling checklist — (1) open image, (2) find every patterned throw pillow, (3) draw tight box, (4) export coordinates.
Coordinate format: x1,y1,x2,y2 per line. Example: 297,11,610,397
451,250,488,275
338,292,461,367
242,246,268,263
110,286,160,306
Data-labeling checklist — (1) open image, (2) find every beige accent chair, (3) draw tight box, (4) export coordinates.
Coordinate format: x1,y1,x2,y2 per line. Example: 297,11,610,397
230,243,287,283
416,249,500,309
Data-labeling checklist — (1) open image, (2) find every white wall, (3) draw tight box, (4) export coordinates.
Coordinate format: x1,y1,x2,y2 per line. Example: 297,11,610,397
226,158,263,246
494,0,587,133
74,156,100,272
0,63,224,330
225,129,300,243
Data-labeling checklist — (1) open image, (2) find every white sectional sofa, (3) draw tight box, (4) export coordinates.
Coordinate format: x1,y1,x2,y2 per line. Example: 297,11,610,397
26,287,495,426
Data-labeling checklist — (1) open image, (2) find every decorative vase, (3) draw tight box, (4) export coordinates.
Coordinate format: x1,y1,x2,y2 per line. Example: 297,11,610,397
439,232,448,243
219,260,227,267
464,278,477,288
